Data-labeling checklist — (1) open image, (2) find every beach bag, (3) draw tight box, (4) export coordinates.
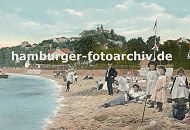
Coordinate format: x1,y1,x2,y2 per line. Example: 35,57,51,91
172,103,187,120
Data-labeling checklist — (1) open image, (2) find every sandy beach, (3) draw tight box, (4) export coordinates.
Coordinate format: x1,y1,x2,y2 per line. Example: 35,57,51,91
2,68,190,130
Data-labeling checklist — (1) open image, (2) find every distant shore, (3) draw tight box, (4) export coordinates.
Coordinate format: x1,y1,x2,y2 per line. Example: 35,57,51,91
2,68,190,130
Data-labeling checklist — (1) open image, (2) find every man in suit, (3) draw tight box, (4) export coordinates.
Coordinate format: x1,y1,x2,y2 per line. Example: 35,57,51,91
105,61,117,95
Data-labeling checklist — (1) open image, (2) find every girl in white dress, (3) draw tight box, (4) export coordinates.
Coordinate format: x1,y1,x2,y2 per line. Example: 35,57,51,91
146,61,159,97
170,67,189,104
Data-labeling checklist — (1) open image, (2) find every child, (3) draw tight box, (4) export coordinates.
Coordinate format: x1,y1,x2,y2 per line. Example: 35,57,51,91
96,79,103,91
146,61,159,97
170,67,189,103
149,66,167,112
66,81,71,92
170,68,189,120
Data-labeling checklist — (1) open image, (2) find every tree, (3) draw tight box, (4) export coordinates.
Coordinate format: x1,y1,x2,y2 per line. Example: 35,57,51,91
146,36,160,52
75,35,98,55
159,40,190,69
127,37,147,54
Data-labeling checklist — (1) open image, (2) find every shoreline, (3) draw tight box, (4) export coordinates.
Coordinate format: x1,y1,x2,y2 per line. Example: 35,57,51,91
2,68,190,130
5,72,64,130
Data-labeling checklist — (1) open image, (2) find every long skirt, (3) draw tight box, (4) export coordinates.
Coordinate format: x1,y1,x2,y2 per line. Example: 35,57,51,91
107,95,126,107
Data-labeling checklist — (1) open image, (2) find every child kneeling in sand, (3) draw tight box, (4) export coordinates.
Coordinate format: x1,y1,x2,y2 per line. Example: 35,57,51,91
102,84,146,108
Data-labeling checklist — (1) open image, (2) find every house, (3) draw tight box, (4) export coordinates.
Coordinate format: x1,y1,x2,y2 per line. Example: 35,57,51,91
69,37,80,42
21,41,32,48
96,24,110,33
177,37,190,43
53,36,68,43
32,43,38,48
48,48,72,56
169,37,190,44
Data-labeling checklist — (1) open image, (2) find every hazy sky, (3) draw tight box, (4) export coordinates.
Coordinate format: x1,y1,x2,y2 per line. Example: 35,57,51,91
0,0,190,47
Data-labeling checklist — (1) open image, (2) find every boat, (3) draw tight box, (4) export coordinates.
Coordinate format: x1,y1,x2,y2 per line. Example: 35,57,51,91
0,74,9,79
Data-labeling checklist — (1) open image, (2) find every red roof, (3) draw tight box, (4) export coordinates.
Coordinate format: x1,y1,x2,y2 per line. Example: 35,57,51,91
48,48,71,54
48,50,55,54
62,48,71,53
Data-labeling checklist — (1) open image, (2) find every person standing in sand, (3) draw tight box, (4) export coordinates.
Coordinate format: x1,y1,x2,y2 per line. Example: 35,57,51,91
170,67,189,103
170,67,189,120
146,61,159,106
65,69,75,92
105,61,117,95
149,66,167,112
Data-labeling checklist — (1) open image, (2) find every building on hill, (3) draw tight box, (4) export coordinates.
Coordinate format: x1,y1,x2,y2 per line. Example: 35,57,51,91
69,37,80,42
32,43,38,48
21,41,32,48
53,36,68,43
169,37,190,44
96,24,111,33
177,37,190,43
48,48,72,56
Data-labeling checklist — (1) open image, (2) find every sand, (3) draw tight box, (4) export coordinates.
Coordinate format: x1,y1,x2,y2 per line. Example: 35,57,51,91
2,68,190,130
44,76,190,130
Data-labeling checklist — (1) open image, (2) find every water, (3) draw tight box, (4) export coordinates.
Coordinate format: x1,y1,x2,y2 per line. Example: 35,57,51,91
0,74,58,130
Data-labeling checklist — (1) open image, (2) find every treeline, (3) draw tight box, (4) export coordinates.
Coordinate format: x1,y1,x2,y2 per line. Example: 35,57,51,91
0,29,190,69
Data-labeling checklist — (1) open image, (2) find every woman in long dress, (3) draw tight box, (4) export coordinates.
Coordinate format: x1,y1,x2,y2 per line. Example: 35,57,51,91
102,84,145,108
149,66,167,112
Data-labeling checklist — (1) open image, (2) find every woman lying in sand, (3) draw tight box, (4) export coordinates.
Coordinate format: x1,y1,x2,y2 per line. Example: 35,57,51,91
102,84,146,108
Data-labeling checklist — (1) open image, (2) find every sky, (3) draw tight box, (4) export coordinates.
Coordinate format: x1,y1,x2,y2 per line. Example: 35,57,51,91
0,0,190,47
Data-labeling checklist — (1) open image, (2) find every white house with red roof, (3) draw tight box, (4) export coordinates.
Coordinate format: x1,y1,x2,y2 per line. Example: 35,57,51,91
48,48,72,57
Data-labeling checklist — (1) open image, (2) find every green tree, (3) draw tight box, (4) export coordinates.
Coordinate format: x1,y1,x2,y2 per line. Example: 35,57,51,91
146,36,160,52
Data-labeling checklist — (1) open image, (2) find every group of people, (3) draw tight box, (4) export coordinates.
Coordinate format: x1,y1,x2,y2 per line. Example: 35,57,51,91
146,61,167,112
102,61,146,108
146,61,190,117
102,61,190,121
63,61,190,121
